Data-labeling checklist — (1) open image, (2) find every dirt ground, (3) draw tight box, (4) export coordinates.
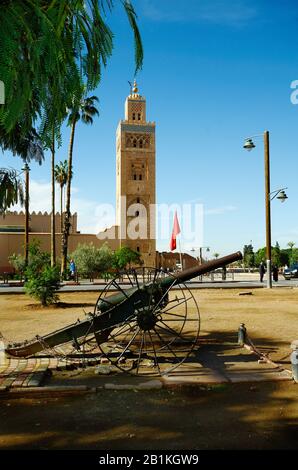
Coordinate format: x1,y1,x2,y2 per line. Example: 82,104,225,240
1,287,297,363
0,287,298,450
0,382,298,450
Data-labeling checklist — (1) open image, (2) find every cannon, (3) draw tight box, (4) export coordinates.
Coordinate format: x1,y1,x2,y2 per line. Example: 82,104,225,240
5,251,242,375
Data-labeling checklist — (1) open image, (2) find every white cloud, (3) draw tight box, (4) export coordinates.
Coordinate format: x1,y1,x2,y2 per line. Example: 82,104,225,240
11,179,116,235
139,0,258,26
205,205,237,215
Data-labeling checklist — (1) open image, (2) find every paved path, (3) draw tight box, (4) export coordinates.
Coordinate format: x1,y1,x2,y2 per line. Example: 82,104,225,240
0,279,297,294
0,341,291,393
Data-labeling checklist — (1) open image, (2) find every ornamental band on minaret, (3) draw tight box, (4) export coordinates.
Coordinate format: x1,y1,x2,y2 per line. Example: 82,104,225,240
116,81,156,266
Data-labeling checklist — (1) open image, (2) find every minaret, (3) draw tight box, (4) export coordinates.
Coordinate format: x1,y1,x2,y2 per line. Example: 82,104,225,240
116,81,156,266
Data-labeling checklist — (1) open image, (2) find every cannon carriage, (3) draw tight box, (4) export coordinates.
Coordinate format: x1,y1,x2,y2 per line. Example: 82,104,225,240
5,252,242,375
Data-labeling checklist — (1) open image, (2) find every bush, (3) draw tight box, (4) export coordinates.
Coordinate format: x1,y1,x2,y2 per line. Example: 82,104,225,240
23,240,60,306
9,253,26,276
112,246,142,271
71,243,114,281
25,265,60,306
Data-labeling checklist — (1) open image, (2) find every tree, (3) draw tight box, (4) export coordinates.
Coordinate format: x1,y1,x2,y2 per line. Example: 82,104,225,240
55,160,69,235
213,253,220,259
71,243,114,281
243,244,255,269
113,246,142,271
25,265,60,307
61,95,99,276
0,169,24,213
0,1,143,211
272,242,281,267
0,0,143,137
17,240,60,306
255,248,266,267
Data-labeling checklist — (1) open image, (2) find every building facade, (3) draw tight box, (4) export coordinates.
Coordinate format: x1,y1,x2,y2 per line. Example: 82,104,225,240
116,81,156,266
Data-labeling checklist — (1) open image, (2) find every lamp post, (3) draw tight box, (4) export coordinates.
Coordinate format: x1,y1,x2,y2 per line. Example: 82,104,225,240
243,131,288,288
22,162,30,267
191,246,210,264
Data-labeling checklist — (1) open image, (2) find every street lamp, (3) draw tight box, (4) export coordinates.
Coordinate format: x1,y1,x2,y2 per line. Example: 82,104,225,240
243,131,288,288
191,246,210,264
21,162,30,267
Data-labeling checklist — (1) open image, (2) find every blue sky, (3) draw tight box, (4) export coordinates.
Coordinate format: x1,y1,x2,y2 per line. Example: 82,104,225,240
4,0,298,255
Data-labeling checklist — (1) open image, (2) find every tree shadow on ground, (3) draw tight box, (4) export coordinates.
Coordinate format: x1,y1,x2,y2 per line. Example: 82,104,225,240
0,328,296,451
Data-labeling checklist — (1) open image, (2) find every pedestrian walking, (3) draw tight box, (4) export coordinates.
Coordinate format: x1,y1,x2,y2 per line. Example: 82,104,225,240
272,265,279,282
69,259,76,281
259,261,266,282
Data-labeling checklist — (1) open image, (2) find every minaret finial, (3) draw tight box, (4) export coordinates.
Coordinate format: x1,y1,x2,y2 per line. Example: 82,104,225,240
132,79,138,94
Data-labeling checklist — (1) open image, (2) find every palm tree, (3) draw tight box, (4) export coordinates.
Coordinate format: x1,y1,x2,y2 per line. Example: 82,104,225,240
0,1,143,214
213,253,220,259
0,168,24,213
0,1,142,138
287,241,296,265
55,161,69,235
61,95,99,275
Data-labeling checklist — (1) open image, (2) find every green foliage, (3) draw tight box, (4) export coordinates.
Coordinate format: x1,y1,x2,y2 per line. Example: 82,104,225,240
243,244,254,268
289,248,298,265
71,243,114,280
25,265,60,307
55,160,69,188
0,0,143,214
0,168,24,213
9,253,26,275
23,240,59,306
254,245,296,268
0,1,143,140
254,248,266,267
113,246,141,270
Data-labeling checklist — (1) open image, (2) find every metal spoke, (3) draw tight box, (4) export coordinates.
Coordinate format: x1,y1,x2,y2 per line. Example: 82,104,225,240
111,279,129,298
116,327,140,363
153,327,180,360
136,332,145,374
112,322,139,346
160,310,186,320
109,320,138,341
148,330,161,374
159,297,192,316
150,279,176,315
156,321,190,343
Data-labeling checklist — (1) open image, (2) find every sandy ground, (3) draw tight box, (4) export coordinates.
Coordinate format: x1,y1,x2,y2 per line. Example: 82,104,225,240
1,287,297,363
0,287,298,450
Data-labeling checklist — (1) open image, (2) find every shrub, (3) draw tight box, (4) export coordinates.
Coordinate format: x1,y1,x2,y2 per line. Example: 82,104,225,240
71,243,114,281
25,265,60,306
112,246,142,271
9,253,26,276
23,240,60,306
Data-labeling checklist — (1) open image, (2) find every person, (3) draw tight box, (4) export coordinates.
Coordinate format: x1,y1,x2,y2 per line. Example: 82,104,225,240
259,261,266,282
272,265,279,282
222,265,227,281
69,259,76,281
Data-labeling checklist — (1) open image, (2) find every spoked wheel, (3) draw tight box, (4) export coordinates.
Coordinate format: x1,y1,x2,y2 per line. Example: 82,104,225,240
93,267,200,376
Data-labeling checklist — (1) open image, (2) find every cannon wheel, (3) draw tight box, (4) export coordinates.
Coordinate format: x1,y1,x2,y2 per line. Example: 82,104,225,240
93,267,200,376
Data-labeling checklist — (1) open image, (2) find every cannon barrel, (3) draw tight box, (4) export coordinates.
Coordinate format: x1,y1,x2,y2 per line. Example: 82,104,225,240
168,251,243,286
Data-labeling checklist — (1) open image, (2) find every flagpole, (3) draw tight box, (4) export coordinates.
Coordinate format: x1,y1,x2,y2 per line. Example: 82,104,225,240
178,236,183,271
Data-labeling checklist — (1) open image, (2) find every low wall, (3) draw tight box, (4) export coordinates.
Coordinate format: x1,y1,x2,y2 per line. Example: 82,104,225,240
0,232,120,268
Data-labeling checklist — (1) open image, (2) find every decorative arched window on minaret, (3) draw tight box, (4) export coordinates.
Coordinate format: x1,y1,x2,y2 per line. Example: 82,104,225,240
116,80,156,266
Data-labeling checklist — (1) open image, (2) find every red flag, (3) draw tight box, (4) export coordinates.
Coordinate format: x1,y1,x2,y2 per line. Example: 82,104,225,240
170,211,181,251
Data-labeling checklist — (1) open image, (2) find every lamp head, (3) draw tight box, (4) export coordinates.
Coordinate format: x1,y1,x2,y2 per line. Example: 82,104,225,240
277,190,288,203
243,138,256,151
